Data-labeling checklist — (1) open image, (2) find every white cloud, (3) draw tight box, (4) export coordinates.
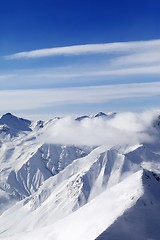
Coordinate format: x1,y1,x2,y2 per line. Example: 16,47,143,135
2,65,160,87
5,39,160,59
1,82,160,111
1,65,160,91
36,65,160,78
40,110,158,147
114,51,160,66
3,39,160,93
0,74,16,79
2,40,160,117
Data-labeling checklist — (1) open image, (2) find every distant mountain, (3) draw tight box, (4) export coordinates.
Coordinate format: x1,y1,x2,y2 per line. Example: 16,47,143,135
0,113,32,138
75,112,116,121
0,112,160,240
94,111,116,118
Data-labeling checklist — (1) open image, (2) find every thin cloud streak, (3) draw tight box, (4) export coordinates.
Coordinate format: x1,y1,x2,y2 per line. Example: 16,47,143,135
36,65,160,78
1,82,160,111
0,74,16,79
1,65,160,88
5,39,160,59
114,51,160,66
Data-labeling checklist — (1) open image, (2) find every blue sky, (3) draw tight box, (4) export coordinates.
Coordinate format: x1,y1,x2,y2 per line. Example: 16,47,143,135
0,0,160,120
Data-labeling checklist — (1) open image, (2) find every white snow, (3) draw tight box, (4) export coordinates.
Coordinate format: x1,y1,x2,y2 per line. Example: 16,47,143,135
0,170,144,240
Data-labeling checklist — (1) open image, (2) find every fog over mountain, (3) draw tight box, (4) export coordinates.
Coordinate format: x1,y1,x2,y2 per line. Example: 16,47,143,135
0,111,160,240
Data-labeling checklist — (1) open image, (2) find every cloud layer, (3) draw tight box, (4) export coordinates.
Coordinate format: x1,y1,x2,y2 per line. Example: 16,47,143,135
2,39,160,116
41,111,158,147
1,82,160,111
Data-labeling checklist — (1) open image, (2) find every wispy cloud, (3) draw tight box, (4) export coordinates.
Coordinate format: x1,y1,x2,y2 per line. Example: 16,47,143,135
2,39,160,115
114,51,160,66
1,65,160,91
36,65,160,78
1,82,160,111
5,39,160,59
0,74,16,79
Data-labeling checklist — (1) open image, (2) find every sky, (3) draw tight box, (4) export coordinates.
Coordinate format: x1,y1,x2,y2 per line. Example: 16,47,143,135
0,0,160,120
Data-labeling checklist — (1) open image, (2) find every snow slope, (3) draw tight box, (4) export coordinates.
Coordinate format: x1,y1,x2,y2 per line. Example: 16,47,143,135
0,170,144,240
0,113,91,215
0,112,160,240
96,170,160,240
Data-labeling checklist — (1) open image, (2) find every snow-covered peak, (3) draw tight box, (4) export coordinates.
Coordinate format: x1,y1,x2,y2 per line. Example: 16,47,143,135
94,111,107,117
0,113,32,132
93,111,116,119
75,115,89,121
97,169,160,240
30,120,44,130
75,112,116,121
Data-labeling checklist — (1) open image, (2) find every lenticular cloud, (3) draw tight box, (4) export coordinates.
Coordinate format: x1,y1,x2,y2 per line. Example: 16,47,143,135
42,110,159,147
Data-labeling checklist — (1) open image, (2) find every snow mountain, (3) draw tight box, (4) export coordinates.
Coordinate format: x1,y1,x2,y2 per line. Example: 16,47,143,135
0,112,160,240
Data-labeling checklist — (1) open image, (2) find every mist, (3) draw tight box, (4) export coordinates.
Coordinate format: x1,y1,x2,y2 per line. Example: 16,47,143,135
41,110,159,147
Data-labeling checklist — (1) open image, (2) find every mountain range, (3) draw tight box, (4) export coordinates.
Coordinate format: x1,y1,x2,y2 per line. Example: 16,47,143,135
0,112,160,240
